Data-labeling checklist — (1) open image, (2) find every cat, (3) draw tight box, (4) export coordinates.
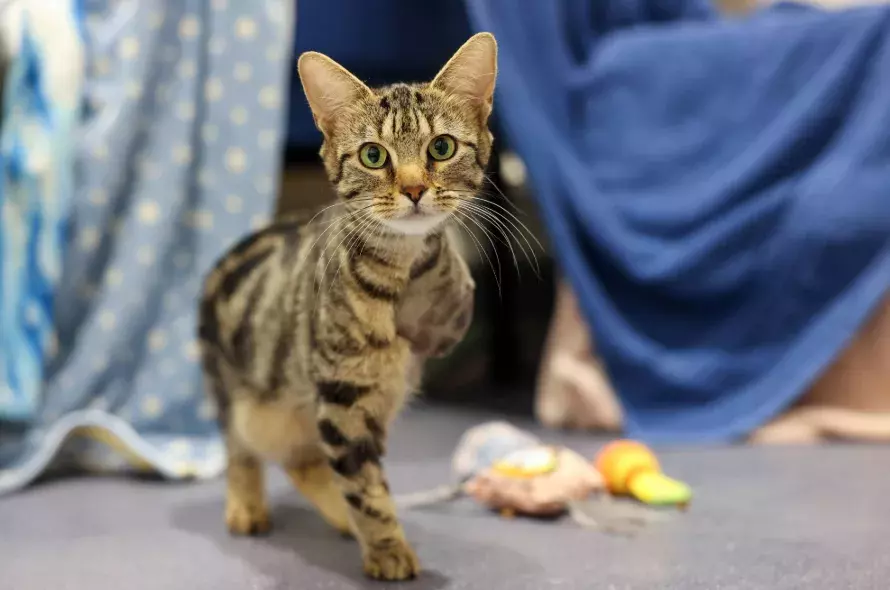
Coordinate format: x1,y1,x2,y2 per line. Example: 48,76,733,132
198,33,497,581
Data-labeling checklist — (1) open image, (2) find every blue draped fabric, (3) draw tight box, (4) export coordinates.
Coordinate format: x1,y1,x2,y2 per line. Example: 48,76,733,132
466,0,890,442
0,0,293,494
0,3,83,422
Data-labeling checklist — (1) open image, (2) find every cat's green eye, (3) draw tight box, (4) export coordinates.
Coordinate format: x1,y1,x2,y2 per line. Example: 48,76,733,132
428,135,457,161
359,143,388,169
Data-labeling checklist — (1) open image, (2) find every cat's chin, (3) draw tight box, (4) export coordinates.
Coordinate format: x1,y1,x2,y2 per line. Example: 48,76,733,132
381,212,449,237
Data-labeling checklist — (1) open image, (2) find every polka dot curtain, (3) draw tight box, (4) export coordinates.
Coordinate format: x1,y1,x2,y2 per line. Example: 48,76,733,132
0,0,295,494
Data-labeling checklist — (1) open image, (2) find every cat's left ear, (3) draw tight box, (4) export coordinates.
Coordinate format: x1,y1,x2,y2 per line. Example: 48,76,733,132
432,33,498,120
298,51,373,135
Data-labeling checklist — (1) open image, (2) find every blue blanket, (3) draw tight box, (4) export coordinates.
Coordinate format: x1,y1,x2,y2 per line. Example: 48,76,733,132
466,0,890,442
0,1,293,495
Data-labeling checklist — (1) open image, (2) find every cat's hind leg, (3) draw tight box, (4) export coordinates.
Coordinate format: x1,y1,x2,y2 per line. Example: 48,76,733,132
224,436,272,536
201,348,271,536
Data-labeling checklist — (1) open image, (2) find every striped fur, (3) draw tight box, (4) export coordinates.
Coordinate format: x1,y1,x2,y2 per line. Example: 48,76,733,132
198,34,497,581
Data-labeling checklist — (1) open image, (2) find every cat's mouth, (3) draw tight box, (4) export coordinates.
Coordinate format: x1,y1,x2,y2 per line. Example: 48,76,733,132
382,209,450,236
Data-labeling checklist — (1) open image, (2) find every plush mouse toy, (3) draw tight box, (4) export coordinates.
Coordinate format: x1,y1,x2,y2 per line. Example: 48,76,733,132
396,421,693,535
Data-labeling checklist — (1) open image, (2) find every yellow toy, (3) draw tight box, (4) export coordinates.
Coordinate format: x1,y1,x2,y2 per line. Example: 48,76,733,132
595,440,692,508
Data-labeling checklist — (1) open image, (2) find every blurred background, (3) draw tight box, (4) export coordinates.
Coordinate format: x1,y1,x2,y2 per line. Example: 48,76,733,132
2,0,890,490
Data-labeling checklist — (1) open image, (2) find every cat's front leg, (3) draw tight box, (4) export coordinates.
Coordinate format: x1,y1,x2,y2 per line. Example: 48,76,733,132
314,363,420,581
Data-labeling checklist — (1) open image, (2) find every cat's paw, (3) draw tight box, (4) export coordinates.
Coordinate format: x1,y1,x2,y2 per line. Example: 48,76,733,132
225,499,272,536
363,539,421,581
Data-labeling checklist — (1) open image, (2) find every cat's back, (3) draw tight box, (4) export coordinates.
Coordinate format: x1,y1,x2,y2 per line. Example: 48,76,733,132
198,213,319,373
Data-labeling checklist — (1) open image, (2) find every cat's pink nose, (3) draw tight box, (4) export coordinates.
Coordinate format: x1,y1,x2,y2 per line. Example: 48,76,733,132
401,185,427,204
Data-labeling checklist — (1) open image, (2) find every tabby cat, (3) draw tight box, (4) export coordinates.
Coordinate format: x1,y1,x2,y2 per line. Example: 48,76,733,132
198,33,498,581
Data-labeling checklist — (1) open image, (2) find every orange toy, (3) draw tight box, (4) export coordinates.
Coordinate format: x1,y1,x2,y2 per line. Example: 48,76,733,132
595,440,692,508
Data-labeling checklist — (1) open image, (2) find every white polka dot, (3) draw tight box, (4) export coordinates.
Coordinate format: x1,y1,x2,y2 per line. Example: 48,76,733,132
79,227,100,251
105,268,124,287
258,129,277,150
89,188,108,206
178,60,197,79
230,106,248,125
176,101,195,121
89,396,110,411
225,147,247,174
186,209,214,230
125,80,143,99
118,36,140,60
148,329,167,352
204,78,223,102
234,61,252,82
184,340,201,362
178,15,200,39
225,194,243,213
24,302,40,326
149,11,164,30
250,214,268,230
209,36,226,55
266,2,287,25
99,310,117,331
197,169,214,187
199,399,218,421
258,86,280,109
94,56,111,76
265,45,281,62
173,144,193,165
141,395,163,418
138,199,161,224
137,246,156,266
235,17,257,39
202,124,219,143
92,143,109,161
168,439,192,456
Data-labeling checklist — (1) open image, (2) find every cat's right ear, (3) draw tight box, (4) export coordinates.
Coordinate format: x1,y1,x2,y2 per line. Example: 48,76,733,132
298,52,372,135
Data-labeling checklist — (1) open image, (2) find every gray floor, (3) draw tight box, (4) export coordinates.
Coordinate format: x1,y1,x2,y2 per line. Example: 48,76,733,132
2,406,889,589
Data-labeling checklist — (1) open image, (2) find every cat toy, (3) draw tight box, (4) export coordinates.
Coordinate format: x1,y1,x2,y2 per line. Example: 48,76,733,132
595,439,693,508
395,421,693,533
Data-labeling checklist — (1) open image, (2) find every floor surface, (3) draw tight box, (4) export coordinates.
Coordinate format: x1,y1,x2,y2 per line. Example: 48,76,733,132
2,406,889,589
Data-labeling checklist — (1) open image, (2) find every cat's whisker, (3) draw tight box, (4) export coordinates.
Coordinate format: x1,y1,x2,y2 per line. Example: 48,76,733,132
445,190,543,277
456,204,517,278
456,200,540,279
301,196,375,229
453,207,506,279
312,211,380,318
331,213,379,290
317,209,377,304
482,173,524,213
302,204,378,269
449,211,501,297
